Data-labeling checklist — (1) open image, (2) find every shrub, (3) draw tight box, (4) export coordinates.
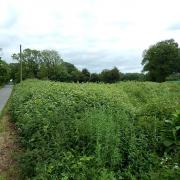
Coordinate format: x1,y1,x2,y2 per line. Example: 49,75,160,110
166,73,180,81
10,80,180,179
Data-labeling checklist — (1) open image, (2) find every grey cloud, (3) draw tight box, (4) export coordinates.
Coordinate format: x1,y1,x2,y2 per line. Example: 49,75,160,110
1,30,143,73
0,1,143,73
61,49,142,73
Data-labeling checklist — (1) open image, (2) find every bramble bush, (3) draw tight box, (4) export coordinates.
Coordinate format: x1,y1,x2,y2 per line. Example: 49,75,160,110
10,80,180,179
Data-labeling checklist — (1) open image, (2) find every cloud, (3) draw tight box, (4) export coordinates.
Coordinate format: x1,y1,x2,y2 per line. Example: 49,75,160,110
1,0,180,73
167,23,180,31
0,13,18,29
61,49,142,73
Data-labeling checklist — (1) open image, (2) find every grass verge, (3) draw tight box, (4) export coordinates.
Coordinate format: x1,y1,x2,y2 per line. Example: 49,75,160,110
0,98,22,179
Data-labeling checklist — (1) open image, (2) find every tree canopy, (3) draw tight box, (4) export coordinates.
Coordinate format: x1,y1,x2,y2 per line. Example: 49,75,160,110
100,67,121,83
11,48,126,83
12,49,64,82
122,73,146,81
142,39,180,82
0,59,10,85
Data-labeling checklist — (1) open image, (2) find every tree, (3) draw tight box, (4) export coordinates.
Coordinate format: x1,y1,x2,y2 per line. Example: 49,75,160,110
71,70,82,82
100,67,121,83
110,67,121,82
81,68,91,82
62,62,77,73
0,59,10,85
12,49,42,81
166,73,180,81
9,63,19,83
90,73,100,82
40,50,63,79
142,39,180,82
51,64,70,82
12,49,64,81
62,62,79,82
122,73,146,81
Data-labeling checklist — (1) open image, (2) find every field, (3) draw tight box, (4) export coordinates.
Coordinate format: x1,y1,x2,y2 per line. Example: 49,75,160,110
10,80,180,179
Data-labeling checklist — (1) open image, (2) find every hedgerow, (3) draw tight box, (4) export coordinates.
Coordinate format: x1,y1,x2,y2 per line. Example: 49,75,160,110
10,80,180,179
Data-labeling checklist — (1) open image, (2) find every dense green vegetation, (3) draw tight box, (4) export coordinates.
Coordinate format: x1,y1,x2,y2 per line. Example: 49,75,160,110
142,39,180,82
0,59,10,86
11,48,147,84
11,48,136,83
1,38,180,84
11,80,180,179
166,73,180,81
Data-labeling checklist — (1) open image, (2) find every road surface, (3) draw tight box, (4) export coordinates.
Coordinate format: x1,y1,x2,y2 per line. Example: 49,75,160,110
0,85,13,113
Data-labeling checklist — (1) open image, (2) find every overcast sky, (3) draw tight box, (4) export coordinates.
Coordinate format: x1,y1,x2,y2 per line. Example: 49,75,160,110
1,0,180,72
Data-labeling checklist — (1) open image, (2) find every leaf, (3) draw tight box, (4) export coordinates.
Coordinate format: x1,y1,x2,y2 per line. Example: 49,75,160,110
163,140,174,147
164,120,173,125
175,126,180,131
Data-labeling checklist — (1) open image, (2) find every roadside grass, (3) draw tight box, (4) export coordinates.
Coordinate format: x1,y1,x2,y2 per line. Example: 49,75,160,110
0,97,22,179
166,80,180,83
0,100,9,133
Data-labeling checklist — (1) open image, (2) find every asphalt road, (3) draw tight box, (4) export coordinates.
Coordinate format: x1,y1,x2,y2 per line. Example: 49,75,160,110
0,85,13,113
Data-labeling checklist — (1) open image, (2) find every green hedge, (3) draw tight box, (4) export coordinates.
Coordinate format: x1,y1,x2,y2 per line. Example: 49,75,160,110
11,80,180,179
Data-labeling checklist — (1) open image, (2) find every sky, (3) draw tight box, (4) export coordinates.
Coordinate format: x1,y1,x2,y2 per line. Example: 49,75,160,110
1,0,180,73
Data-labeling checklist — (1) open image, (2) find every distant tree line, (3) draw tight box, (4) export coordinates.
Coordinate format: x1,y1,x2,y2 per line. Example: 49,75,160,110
1,38,180,84
9,48,146,83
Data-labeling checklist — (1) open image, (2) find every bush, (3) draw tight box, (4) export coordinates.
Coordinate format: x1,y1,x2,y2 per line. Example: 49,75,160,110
0,59,10,85
11,80,180,179
166,73,180,81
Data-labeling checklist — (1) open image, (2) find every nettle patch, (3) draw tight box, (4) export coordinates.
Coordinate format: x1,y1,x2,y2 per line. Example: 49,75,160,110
11,80,180,179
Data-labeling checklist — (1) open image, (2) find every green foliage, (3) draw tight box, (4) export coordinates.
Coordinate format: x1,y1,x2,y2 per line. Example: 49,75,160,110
142,39,180,82
122,73,146,81
10,80,180,179
0,59,10,85
12,49,42,81
11,48,126,84
166,73,180,81
81,68,91,82
162,110,180,154
11,49,64,82
90,73,100,82
149,154,180,180
100,67,121,83
9,63,19,83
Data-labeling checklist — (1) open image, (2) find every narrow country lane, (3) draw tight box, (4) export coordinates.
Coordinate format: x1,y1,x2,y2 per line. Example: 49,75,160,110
0,85,13,113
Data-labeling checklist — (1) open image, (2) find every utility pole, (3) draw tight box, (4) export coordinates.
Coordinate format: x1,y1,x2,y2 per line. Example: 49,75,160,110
20,44,22,82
